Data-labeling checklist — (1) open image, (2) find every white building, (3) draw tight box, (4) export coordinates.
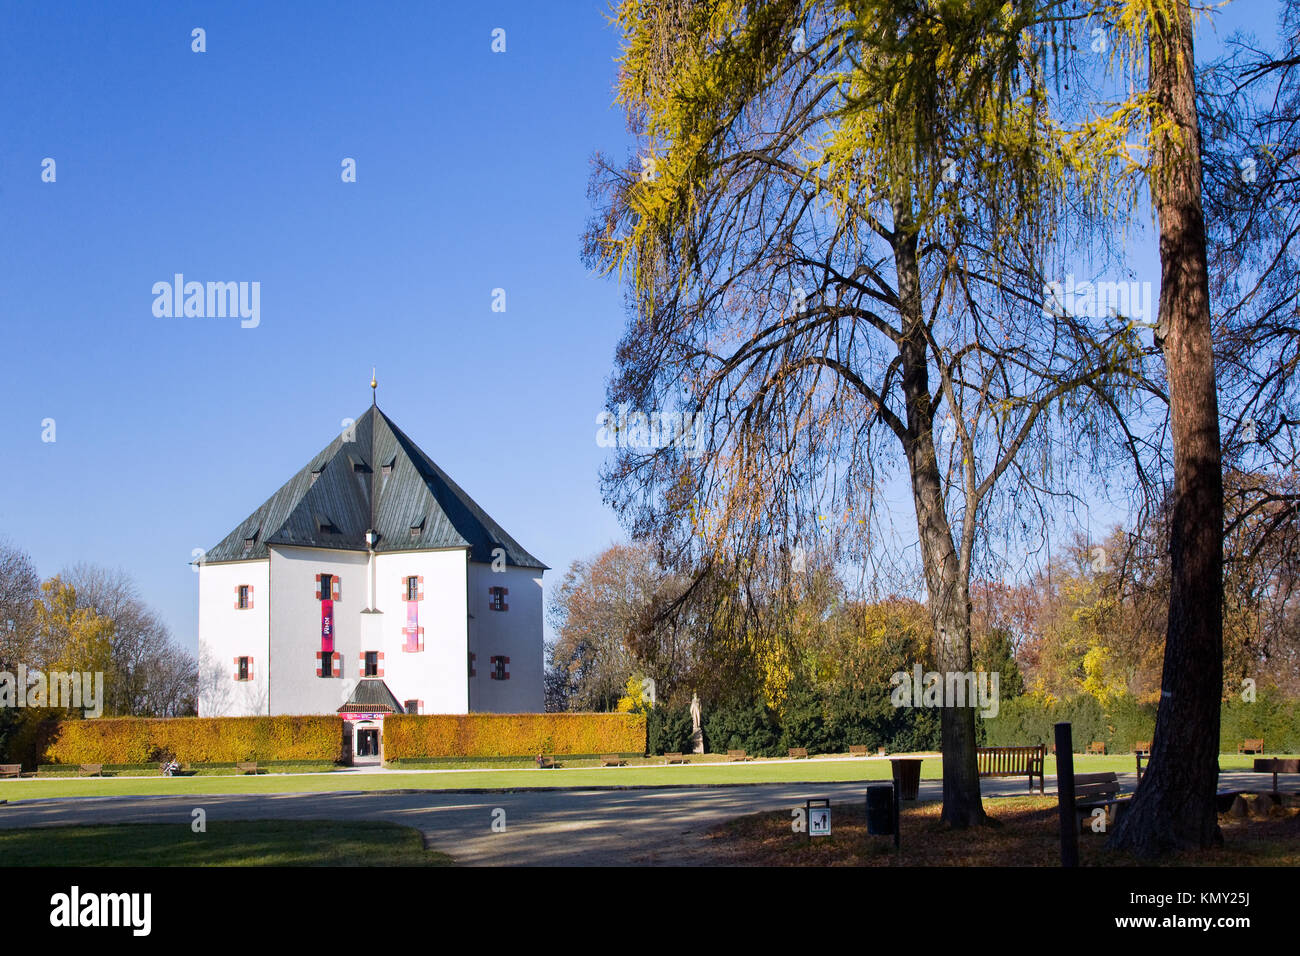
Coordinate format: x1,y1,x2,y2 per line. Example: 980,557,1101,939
196,399,546,760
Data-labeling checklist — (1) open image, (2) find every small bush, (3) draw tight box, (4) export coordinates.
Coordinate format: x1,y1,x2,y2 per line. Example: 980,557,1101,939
703,699,782,756
647,704,694,755
779,681,835,755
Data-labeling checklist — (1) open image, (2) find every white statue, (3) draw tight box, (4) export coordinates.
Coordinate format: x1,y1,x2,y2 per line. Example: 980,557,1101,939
690,693,704,754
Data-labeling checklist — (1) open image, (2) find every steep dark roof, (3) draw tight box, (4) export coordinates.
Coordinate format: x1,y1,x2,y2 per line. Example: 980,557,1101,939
204,405,546,569
337,677,406,714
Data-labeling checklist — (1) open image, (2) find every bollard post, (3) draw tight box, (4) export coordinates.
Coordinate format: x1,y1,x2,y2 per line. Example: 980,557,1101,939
892,773,901,850
1055,721,1078,867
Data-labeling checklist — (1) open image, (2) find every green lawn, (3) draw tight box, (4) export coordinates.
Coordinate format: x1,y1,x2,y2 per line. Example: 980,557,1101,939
0,758,921,798
0,753,1284,801
0,820,453,866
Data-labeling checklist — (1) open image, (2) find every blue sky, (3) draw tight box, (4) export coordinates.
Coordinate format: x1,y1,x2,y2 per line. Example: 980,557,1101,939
0,2,634,649
0,1,1271,652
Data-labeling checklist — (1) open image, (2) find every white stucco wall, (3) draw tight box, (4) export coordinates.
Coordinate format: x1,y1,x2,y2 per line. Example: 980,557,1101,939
267,545,372,716
372,548,470,714
197,559,270,717
196,545,541,718
467,563,544,713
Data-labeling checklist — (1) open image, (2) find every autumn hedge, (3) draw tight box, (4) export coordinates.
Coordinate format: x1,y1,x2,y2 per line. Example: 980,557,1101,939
383,713,646,759
37,716,344,765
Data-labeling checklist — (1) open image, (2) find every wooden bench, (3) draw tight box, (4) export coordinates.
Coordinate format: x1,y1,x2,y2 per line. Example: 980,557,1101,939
1254,757,1300,793
600,754,627,767
535,755,559,769
1239,739,1265,755
1132,741,1152,780
0,764,22,779
236,761,260,775
1086,741,1107,755
1074,771,1126,830
976,745,1045,793
78,764,103,777
788,747,808,759
726,750,752,762
848,745,870,758
662,752,689,765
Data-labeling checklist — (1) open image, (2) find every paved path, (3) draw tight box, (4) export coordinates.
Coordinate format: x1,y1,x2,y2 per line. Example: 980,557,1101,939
0,773,1290,865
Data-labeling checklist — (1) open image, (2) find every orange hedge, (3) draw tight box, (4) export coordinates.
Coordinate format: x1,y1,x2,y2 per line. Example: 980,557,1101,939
41,716,343,765
383,713,646,758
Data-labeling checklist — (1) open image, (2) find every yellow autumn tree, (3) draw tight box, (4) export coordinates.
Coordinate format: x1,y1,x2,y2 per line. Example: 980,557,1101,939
33,577,113,679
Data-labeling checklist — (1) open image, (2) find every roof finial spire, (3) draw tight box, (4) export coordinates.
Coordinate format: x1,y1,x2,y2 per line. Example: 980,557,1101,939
371,367,377,406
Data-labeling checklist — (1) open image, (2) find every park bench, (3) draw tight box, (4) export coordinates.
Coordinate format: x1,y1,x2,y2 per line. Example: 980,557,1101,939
1074,771,1126,830
600,754,627,767
848,745,870,757
976,745,1045,793
78,764,103,777
662,752,688,765
1254,758,1300,794
0,764,22,779
236,761,260,775
1133,741,1152,779
1086,741,1107,755
535,755,559,769
726,750,752,762
1239,739,1265,755
788,747,809,759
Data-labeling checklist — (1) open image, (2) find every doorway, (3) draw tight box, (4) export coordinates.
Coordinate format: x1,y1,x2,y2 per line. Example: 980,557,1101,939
357,728,379,757
353,722,382,763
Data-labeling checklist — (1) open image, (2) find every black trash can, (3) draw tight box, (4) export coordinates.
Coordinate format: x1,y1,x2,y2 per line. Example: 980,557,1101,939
890,758,922,801
866,784,895,835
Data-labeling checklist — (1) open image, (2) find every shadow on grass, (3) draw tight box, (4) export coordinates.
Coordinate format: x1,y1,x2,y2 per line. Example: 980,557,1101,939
0,820,454,867
704,796,1300,866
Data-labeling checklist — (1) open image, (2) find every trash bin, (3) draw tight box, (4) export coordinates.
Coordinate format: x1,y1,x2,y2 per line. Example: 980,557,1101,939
890,758,922,801
866,784,895,835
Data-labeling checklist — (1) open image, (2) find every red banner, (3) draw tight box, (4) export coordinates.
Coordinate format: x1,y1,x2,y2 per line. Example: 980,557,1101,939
321,598,334,653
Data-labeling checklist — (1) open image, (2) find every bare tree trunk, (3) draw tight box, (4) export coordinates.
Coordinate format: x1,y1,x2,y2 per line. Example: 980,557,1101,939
1108,0,1224,856
894,206,988,828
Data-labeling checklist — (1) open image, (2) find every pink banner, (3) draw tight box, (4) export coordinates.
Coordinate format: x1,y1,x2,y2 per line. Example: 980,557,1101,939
321,598,334,652
403,600,419,652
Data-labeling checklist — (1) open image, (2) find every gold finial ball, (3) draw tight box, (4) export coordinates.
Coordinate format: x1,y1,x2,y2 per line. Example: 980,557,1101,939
371,368,377,390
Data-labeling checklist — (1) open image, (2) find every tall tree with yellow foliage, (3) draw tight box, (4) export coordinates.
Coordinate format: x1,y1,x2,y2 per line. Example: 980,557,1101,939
33,577,113,682
587,0,1148,827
